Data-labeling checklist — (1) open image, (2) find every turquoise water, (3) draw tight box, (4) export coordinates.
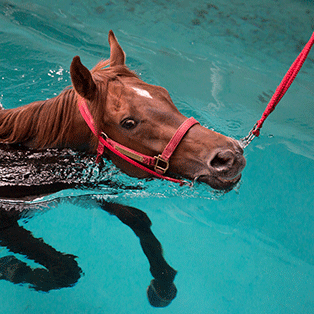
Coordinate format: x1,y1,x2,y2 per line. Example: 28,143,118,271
1,0,314,313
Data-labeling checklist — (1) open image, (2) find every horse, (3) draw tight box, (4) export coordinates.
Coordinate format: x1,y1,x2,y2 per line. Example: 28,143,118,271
0,30,246,307
0,30,246,190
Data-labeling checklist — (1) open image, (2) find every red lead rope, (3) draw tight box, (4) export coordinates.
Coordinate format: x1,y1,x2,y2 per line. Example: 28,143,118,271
241,31,314,147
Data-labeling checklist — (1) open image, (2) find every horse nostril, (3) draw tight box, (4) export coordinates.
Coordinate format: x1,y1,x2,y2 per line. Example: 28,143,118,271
210,150,235,171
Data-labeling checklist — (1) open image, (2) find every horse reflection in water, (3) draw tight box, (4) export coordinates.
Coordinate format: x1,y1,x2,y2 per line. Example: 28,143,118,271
0,30,246,307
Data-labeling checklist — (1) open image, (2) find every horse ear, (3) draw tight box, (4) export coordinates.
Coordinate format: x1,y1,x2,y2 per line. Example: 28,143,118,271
70,56,97,100
108,30,126,66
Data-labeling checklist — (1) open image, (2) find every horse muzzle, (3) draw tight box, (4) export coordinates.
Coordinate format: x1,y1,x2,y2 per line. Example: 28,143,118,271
195,140,246,190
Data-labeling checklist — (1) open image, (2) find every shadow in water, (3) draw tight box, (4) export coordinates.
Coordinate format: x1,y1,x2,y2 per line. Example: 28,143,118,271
0,197,177,307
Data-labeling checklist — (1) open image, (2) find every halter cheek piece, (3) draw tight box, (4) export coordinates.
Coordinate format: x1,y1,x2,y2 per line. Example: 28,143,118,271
77,96,199,185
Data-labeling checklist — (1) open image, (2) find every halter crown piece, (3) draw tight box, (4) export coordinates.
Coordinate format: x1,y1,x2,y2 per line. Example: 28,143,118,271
77,96,199,185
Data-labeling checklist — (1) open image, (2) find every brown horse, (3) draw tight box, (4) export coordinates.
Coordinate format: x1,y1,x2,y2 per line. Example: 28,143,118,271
0,30,245,190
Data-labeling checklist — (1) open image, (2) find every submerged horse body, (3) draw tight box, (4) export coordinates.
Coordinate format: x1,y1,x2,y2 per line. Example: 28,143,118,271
0,195,177,306
0,30,245,190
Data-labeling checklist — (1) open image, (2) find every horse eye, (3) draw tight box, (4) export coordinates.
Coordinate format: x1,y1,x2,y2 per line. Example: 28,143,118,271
121,118,137,130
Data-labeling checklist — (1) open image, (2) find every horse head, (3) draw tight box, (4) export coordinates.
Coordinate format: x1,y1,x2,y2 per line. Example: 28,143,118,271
70,30,246,190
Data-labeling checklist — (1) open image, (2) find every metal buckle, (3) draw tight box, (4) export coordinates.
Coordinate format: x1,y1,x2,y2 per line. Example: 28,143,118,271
154,155,169,174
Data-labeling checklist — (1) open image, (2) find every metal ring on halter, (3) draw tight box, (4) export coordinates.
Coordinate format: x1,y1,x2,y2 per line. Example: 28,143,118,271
101,132,109,140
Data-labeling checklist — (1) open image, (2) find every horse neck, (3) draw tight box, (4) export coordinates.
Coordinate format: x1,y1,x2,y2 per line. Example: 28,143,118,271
0,89,95,151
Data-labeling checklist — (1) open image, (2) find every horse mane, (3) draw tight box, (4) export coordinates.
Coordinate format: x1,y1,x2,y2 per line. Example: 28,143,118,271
0,89,78,149
0,59,138,150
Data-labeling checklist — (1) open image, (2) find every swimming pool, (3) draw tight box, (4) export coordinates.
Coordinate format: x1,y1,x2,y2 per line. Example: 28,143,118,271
1,0,313,313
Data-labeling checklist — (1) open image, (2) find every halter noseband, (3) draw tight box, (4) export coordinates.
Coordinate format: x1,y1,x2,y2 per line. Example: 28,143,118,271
77,96,199,185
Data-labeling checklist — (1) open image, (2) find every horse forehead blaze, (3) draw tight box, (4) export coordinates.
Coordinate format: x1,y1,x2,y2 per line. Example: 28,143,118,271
131,87,153,99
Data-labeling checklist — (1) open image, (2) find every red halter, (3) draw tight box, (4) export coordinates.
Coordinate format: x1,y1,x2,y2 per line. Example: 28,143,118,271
77,96,199,185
